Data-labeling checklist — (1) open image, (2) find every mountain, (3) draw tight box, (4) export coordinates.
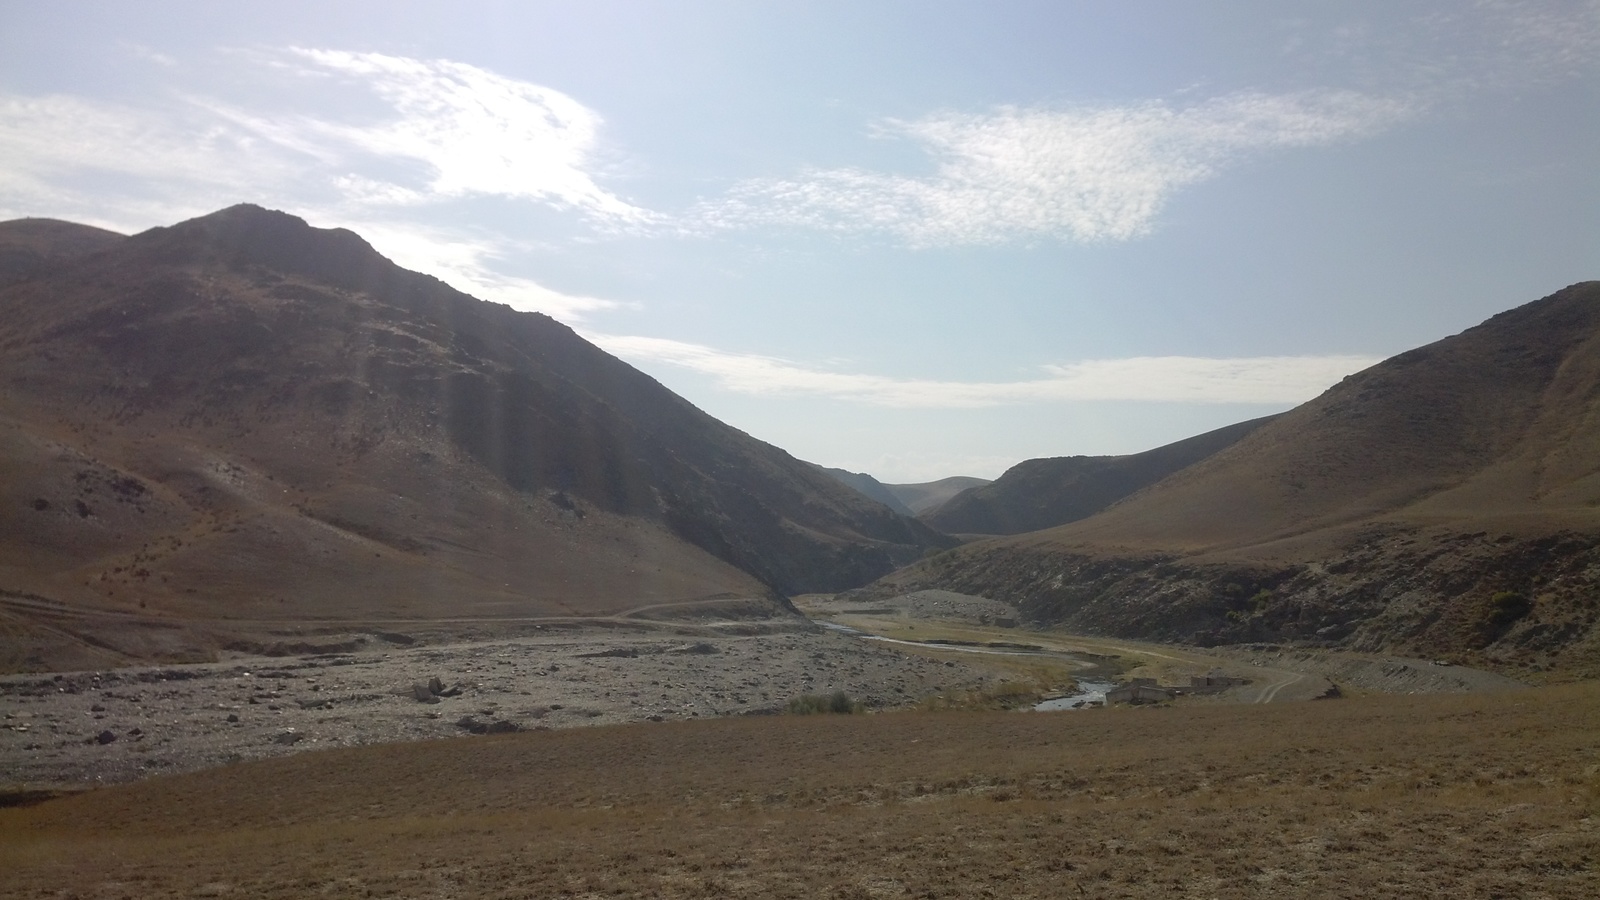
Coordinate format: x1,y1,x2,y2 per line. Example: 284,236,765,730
811,465,916,516
871,283,1600,676
884,476,991,516
0,217,124,287
921,415,1279,535
0,205,952,671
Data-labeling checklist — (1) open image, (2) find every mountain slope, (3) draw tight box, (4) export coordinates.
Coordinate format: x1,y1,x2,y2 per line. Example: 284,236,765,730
1038,282,1600,554
873,283,1600,675
922,415,1279,536
812,465,916,517
885,476,991,516
0,218,125,287
0,205,951,670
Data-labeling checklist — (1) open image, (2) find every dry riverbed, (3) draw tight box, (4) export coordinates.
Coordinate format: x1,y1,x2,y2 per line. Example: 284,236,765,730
1,619,1006,789
3,589,1532,792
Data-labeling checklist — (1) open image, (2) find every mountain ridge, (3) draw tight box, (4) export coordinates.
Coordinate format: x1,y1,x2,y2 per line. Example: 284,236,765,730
811,465,917,517
885,476,991,517
869,282,1600,676
0,204,952,671
921,414,1280,536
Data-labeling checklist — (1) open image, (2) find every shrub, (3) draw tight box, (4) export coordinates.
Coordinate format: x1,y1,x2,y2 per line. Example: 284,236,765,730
787,691,861,715
1486,591,1531,629
916,680,1043,712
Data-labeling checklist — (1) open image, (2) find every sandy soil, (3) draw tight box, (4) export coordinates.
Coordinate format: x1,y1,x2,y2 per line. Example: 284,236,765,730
0,619,1003,788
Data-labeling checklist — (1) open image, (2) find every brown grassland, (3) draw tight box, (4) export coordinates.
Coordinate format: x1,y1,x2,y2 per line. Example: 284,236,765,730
3,682,1597,898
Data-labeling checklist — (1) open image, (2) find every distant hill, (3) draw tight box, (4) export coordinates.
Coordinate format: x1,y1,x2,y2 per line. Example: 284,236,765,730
885,476,991,516
0,205,952,671
872,283,1600,676
0,217,124,287
921,416,1279,536
811,465,916,517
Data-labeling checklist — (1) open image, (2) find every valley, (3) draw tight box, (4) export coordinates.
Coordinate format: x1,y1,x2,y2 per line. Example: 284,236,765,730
3,587,1531,795
796,590,1527,704
5,3,1599,894
0,206,1595,898
3,676,1594,899
0,611,1014,790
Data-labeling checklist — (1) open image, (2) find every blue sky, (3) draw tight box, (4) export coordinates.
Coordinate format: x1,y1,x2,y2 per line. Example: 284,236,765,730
2,1,1596,481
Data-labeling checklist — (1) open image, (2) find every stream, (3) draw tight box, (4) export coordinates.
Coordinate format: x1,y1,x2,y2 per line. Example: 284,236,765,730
818,621,1113,711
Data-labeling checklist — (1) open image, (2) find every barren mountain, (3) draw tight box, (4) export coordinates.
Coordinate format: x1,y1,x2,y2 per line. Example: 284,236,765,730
0,218,124,287
0,205,951,671
873,283,1600,676
922,415,1279,535
811,465,915,517
884,476,991,516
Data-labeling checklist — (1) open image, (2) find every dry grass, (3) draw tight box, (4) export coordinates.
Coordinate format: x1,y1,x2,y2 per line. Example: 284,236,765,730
3,683,1597,898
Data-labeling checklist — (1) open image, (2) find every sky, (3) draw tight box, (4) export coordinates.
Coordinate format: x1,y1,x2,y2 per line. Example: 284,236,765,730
2,1,1597,482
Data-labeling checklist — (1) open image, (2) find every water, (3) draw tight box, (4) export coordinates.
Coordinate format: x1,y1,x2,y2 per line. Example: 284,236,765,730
816,619,1115,710
1033,680,1117,711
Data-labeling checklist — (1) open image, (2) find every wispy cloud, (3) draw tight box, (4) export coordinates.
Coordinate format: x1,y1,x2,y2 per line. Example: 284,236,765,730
349,220,625,319
267,49,658,226
0,50,648,318
693,89,1415,246
1493,0,1600,72
0,51,653,225
0,93,303,222
590,333,1380,406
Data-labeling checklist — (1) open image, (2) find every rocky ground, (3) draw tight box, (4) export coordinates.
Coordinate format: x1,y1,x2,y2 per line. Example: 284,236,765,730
805,588,1021,624
1214,643,1529,694
869,530,1600,679
0,619,1003,789
4,590,1536,792
804,590,1529,703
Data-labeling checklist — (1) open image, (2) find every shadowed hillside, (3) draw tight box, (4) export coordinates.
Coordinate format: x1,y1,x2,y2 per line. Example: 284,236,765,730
811,465,916,516
0,205,952,671
922,415,1279,535
0,218,124,287
885,475,991,516
874,283,1600,676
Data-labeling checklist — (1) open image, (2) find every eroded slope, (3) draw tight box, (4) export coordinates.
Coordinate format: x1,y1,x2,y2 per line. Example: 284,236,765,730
878,283,1600,675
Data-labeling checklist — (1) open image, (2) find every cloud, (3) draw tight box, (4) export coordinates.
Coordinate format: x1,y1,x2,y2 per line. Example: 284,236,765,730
0,51,644,319
0,94,303,218
270,49,658,226
1495,0,1600,71
1411,1,1600,91
0,49,654,229
349,220,625,319
693,89,1416,246
589,333,1381,406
